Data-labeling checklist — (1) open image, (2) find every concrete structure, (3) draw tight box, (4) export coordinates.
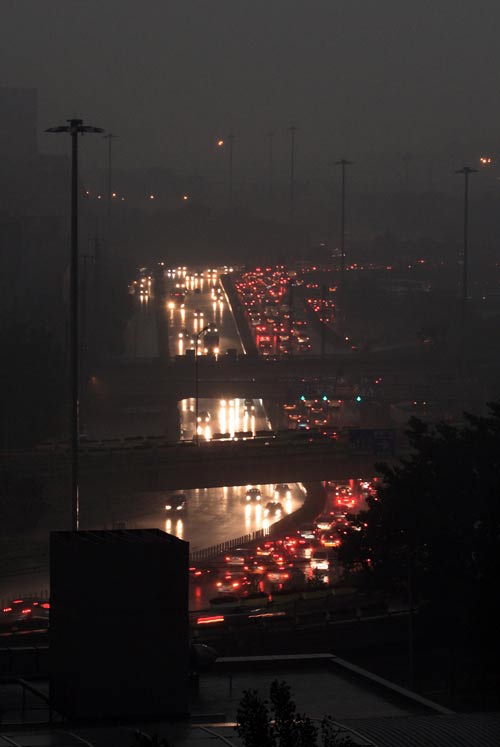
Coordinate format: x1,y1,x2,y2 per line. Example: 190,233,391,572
50,529,189,720
1,653,498,744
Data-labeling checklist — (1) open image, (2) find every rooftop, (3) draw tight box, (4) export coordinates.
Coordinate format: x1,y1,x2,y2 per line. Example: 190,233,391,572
5,653,496,746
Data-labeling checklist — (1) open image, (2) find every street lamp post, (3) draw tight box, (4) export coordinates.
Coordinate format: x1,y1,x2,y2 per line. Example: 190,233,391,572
335,159,354,336
194,326,210,443
103,132,117,218
289,126,298,223
46,118,104,531
455,166,477,364
227,134,235,208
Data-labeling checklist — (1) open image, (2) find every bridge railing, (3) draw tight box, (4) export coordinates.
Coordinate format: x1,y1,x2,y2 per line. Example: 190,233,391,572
190,528,270,564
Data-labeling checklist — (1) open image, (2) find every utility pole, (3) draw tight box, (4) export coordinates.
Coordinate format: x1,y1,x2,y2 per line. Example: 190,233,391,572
335,159,354,336
103,132,117,218
320,284,328,361
455,166,477,367
227,134,235,209
46,118,104,531
289,126,298,223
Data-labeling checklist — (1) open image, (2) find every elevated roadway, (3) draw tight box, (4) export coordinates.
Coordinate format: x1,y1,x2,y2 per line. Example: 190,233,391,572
5,439,400,493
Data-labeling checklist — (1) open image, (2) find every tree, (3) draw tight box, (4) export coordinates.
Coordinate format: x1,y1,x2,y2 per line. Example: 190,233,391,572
338,406,500,667
236,679,354,746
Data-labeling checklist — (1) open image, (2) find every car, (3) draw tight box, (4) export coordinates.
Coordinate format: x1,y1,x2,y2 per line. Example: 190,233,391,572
193,309,204,317
2,598,50,623
320,532,342,548
244,399,255,412
189,565,214,579
165,493,187,514
225,548,253,565
266,564,305,587
245,487,262,502
197,410,211,423
315,515,334,531
310,551,329,571
274,483,291,498
297,524,317,540
254,542,275,557
215,572,252,594
234,430,253,440
264,501,283,517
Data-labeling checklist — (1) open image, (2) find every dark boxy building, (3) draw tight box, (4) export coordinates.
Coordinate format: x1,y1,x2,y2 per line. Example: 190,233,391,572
50,529,189,720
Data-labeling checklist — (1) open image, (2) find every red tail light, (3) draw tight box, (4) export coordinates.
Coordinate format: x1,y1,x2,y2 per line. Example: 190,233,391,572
197,615,224,625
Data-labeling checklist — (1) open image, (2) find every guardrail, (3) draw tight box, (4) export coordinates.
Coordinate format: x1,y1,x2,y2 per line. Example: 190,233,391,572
190,528,270,563
191,594,415,636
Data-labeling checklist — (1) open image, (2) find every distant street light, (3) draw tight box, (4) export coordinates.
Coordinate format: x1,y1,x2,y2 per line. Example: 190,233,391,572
455,165,477,365
289,125,298,223
46,118,104,531
194,326,211,444
335,158,354,336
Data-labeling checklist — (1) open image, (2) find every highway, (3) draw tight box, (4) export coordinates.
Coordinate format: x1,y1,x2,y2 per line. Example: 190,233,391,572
163,267,244,357
0,265,383,602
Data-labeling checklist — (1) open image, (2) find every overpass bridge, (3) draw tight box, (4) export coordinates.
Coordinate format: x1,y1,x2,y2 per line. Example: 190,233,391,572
87,353,493,418
5,438,403,494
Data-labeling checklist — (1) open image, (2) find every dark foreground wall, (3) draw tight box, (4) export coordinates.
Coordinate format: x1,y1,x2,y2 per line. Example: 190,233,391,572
50,529,189,720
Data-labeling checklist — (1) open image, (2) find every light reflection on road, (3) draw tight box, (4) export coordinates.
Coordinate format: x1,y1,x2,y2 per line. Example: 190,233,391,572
180,396,268,441
126,482,305,551
163,267,242,360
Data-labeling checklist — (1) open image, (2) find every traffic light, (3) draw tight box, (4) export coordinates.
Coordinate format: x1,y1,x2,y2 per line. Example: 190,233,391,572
300,395,306,402
322,395,328,402
355,395,362,403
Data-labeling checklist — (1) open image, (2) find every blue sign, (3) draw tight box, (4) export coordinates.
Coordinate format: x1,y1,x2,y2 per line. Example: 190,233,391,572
348,429,396,455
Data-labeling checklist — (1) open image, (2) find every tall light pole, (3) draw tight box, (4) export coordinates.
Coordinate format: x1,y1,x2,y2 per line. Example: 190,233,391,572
103,132,117,217
268,131,274,198
289,126,298,223
194,326,210,444
455,165,477,364
46,118,104,531
335,158,354,335
227,133,235,209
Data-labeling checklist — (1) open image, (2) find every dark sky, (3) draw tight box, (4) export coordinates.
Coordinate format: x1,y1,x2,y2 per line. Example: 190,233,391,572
2,0,500,176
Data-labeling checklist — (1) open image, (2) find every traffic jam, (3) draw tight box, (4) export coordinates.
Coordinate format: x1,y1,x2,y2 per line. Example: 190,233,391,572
234,267,313,356
190,478,377,628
